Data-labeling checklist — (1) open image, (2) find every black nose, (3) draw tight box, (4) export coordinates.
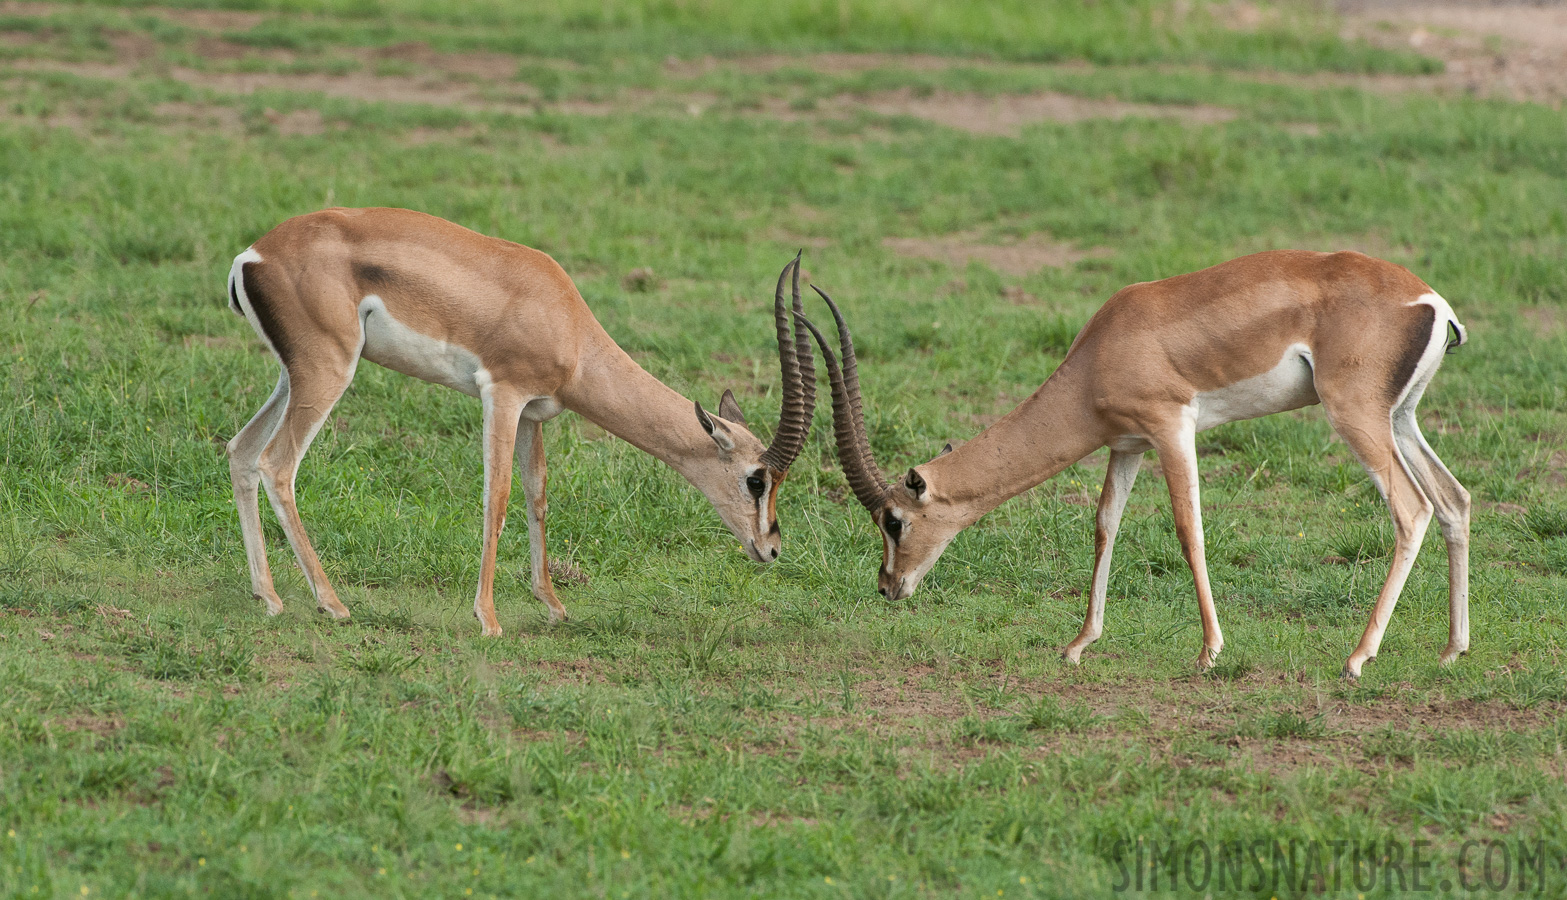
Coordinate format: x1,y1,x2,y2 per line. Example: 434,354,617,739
769,547,778,560
878,586,888,598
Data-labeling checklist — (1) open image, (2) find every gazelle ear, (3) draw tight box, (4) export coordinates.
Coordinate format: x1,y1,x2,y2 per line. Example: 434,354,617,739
695,401,736,453
717,388,746,424
938,442,953,456
904,467,930,503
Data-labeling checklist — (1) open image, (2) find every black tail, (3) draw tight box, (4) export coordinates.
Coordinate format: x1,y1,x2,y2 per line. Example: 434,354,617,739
1445,319,1467,353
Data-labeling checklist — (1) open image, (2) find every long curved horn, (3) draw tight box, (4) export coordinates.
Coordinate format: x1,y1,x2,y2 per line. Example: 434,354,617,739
791,293,888,512
760,253,815,471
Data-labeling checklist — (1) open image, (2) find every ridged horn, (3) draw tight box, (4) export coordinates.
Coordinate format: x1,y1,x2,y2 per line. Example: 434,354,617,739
760,253,816,471
791,290,888,512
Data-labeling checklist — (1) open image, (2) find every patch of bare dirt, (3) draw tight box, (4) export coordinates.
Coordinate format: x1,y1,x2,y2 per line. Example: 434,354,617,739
662,51,979,78
57,713,125,736
674,804,820,827
530,658,606,685
1519,305,1563,337
1,29,43,48
105,29,158,62
883,230,1112,277
366,42,518,81
262,106,331,135
160,66,537,110
1335,1,1567,104
845,88,1237,136
137,6,266,31
152,101,241,132
1225,230,1418,264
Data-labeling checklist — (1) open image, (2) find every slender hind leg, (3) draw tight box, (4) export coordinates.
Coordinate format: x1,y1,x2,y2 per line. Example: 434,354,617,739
1150,417,1225,670
474,388,525,636
1393,407,1470,664
516,417,569,623
1327,407,1434,678
1064,448,1141,664
227,373,290,614
257,354,359,619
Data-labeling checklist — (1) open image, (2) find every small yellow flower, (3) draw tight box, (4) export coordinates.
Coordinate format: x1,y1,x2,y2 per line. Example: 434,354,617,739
1020,876,1029,884
198,858,205,866
378,868,387,876
455,843,463,851
6,830,13,837
80,888,89,896
824,876,833,884
465,891,472,897
472,868,478,876
620,850,630,859
525,856,535,864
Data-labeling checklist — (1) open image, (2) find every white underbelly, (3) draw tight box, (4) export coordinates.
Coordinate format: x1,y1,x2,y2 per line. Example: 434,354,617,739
358,295,484,397
1191,342,1319,431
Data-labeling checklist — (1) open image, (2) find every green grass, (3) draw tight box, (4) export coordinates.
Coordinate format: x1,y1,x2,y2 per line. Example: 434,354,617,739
2,0,1567,896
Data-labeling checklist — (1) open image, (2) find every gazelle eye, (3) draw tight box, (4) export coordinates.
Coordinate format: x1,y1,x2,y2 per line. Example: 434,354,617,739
885,517,903,541
746,474,766,497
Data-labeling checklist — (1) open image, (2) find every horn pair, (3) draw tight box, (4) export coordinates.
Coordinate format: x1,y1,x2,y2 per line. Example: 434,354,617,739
758,254,817,472
791,289,889,512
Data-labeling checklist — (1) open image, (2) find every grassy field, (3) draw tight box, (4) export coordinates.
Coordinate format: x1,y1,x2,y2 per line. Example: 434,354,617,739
3,0,1567,896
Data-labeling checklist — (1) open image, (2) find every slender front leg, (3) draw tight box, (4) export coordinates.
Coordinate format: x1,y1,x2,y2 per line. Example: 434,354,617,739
475,389,525,636
1064,449,1141,664
1151,419,1223,669
516,418,568,623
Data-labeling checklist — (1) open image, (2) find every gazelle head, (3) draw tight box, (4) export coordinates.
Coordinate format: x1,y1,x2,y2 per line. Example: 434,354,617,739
689,255,817,564
794,290,965,599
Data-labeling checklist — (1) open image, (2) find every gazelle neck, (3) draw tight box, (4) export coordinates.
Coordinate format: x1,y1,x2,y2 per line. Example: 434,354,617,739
560,325,718,478
925,358,1106,522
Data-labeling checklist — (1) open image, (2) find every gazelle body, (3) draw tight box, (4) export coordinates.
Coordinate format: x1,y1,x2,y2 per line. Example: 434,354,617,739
800,250,1468,677
226,207,814,635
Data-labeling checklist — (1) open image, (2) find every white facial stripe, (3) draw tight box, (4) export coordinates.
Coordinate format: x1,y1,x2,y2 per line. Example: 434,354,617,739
1190,342,1318,432
358,294,485,397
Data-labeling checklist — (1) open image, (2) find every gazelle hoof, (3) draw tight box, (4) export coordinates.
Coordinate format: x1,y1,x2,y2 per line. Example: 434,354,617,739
257,594,284,617
1061,648,1084,666
479,624,503,638
1197,647,1220,670
318,602,351,620
1439,645,1468,666
1342,655,1370,679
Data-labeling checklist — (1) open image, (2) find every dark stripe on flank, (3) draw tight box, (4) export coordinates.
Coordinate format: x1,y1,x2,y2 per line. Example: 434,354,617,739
227,275,241,315
353,262,400,290
241,263,294,366
1387,303,1436,404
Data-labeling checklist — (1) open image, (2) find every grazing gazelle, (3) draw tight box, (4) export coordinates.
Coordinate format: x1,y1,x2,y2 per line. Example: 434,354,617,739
797,251,1469,677
226,207,815,636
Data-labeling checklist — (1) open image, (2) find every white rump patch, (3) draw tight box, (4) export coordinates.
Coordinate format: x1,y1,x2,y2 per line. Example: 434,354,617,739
1191,343,1319,432
228,248,275,355
358,294,485,396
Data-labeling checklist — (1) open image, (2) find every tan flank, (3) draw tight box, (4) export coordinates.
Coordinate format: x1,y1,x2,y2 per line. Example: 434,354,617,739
801,250,1469,678
226,207,815,636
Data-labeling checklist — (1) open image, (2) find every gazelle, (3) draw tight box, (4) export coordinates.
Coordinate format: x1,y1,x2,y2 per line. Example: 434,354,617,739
226,207,815,636
797,251,1469,677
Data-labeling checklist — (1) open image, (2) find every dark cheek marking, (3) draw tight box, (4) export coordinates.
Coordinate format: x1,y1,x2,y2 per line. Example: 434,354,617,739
769,521,780,536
